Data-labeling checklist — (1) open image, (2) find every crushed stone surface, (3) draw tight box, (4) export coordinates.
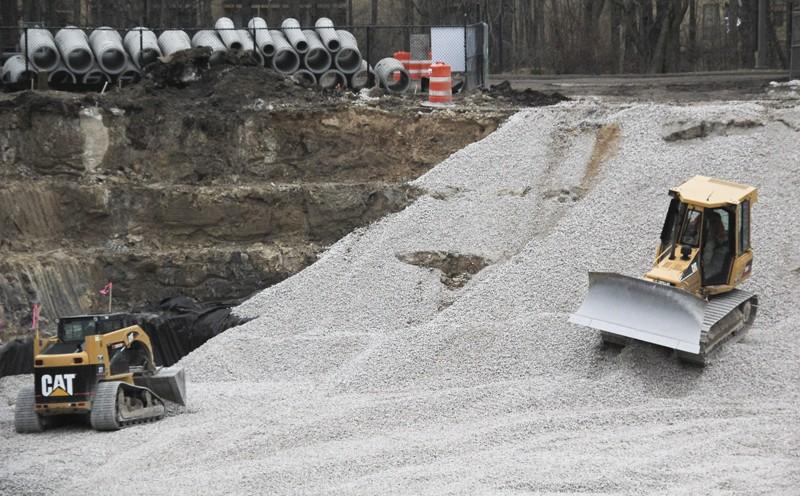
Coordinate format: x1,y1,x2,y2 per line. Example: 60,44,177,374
1,99,799,495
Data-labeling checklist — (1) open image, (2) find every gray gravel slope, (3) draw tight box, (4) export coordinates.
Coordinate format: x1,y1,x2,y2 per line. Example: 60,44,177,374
1,100,799,495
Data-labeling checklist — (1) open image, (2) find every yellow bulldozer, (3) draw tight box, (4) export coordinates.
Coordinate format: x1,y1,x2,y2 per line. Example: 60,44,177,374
570,176,758,365
15,313,186,432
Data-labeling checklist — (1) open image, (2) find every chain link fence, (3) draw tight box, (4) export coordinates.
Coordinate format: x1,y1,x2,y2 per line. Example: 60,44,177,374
0,22,488,92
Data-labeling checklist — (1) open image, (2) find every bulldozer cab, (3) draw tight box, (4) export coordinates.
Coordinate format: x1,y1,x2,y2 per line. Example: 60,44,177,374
650,176,757,296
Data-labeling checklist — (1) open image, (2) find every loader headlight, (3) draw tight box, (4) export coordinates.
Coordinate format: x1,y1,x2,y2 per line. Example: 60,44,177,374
97,365,105,375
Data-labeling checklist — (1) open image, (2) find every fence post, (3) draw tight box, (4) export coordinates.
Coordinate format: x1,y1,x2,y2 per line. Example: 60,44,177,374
366,25,371,69
792,8,800,79
24,26,30,87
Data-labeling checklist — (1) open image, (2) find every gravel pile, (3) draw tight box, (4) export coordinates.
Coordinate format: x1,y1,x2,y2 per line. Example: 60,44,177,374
2,99,799,495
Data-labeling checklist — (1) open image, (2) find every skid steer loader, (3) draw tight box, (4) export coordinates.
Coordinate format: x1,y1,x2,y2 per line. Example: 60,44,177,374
570,176,758,365
15,313,186,433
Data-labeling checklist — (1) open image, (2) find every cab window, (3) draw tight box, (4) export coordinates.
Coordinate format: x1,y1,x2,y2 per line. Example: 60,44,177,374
680,209,702,247
739,200,751,253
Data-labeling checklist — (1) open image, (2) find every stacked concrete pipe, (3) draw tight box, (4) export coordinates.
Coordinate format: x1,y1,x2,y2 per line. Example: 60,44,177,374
236,29,265,65
318,69,346,90
48,62,77,85
349,60,374,90
375,57,410,93
292,69,317,86
2,54,36,84
20,28,61,72
314,18,340,52
118,62,141,85
124,27,161,68
54,27,94,74
215,17,242,50
191,30,228,65
301,30,332,73
89,27,128,75
158,30,192,57
247,17,275,57
334,29,362,74
82,62,110,85
268,30,300,74
281,18,308,54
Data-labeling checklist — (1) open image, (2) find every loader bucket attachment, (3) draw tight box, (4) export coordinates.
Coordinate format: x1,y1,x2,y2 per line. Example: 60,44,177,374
569,272,706,354
135,366,187,406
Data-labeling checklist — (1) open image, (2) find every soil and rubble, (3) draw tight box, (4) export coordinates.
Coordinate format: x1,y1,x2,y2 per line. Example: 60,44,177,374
1,94,797,495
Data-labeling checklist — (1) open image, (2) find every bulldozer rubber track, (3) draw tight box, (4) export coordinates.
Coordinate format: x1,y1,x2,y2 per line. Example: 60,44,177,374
90,381,166,431
14,386,43,434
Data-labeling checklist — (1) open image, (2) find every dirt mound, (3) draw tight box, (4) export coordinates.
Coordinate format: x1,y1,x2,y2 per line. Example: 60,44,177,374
487,80,569,106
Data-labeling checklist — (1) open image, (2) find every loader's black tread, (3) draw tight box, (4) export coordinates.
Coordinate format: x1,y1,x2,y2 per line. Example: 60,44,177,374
90,381,166,431
14,386,43,433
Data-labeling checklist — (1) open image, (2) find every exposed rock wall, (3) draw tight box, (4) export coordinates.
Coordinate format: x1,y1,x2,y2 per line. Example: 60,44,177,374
0,91,503,336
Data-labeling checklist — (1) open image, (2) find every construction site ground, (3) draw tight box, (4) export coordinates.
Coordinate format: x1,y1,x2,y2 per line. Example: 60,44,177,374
1,70,799,495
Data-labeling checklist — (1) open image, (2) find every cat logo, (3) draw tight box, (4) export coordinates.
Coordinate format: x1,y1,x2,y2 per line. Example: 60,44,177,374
41,373,77,397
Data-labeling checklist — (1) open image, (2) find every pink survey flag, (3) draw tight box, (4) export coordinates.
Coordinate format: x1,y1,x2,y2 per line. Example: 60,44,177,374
99,281,113,296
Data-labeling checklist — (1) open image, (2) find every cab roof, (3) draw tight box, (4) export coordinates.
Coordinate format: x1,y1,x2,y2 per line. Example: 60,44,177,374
671,175,758,207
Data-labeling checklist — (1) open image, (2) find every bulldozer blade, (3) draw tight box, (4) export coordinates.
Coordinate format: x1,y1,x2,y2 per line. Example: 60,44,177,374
135,366,186,406
569,272,706,354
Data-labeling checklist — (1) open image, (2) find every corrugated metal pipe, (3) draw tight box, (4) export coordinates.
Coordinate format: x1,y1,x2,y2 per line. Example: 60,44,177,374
215,17,242,51
158,30,191,57
281,18,308,54
349,60,373,90
191,30,227,65
334,30,362,74
268,30,300,74
247,17,275,57
2,54,36,84
89,27,127,75
314,18,340,52
375,57,410,93
124,27,161,68
54,26,94,74
318,69,346,90
301,30,331,73
20,28,61,72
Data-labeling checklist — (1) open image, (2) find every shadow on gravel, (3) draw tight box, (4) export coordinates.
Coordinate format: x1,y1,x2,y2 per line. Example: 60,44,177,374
662,119,763,142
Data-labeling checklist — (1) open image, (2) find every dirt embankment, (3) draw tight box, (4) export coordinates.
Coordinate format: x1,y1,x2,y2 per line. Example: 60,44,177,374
0,70,508,338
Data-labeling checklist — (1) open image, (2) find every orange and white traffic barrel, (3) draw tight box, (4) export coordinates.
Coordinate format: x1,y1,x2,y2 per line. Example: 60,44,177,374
393,51,410,81
428,62,452,104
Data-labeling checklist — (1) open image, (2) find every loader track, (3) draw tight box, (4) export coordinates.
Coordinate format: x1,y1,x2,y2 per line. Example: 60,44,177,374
90,381,166,431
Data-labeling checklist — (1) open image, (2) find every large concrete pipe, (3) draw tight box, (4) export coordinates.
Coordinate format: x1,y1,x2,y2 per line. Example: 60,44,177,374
215,17,242,51
89,27,127,75
124,27,161,68
334,30,362,74
247,17,275,57
375,57,410,93
281,18,308,54
236,29,265,65
54,27,93,74
268,30,300,74
82,63,110,85
349,60,373,90
318,68,346,90
301,30,331,73
191,30,227,65
20,28,61,72
314,18,340,52
158,30,191,57
118,62,141,85
292,69,317,86
2,54,37,84
48,62,76,85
